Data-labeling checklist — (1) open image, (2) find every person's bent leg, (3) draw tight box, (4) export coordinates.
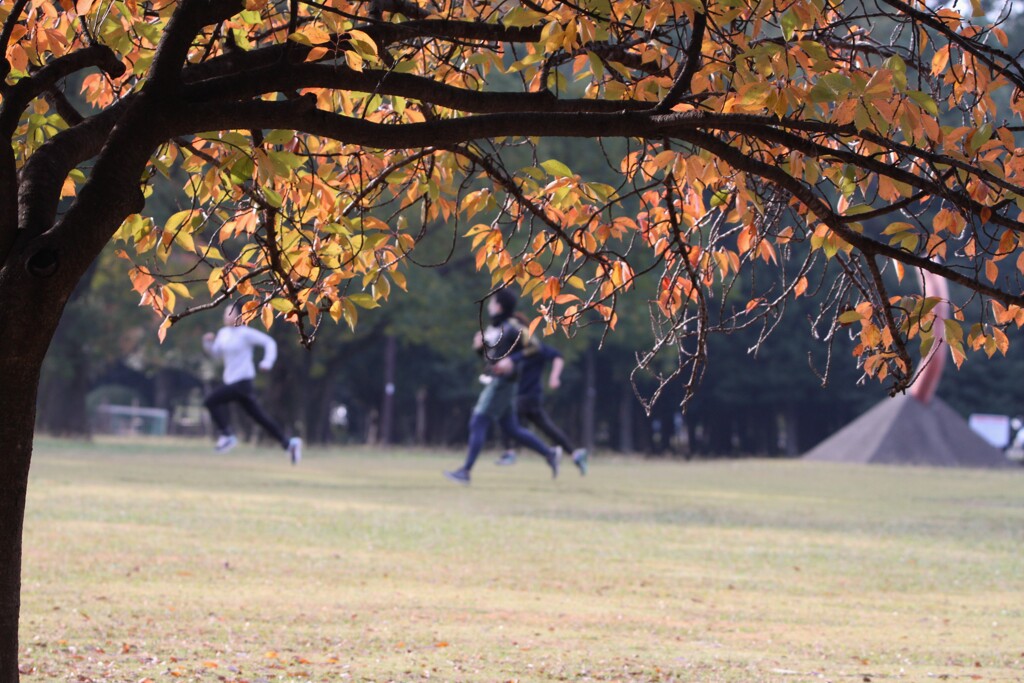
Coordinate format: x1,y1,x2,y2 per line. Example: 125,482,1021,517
500,410,553,458
462,412,492,471
204,384,237,436
521,402,574,453
496,406,518,465
446,412,491,484
233,380,289,448
500,410,561,478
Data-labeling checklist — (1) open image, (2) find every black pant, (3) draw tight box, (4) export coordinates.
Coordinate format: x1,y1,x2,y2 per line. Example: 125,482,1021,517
504,394,574,453
204,380,288,447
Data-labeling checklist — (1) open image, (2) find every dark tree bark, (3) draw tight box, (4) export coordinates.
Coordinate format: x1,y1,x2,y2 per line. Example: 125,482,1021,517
0,237,82,680
581,345,596,452
378,334,397,445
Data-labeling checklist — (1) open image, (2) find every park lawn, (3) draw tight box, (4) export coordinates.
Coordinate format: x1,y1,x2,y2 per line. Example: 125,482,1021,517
17,437,1024,682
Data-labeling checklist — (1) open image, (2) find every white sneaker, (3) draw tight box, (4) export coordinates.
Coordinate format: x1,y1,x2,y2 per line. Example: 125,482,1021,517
287,437,302,465
548,446,563,479
215,435,238,453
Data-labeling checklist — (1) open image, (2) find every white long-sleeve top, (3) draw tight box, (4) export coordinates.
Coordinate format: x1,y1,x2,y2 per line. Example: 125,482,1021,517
203,326,278,385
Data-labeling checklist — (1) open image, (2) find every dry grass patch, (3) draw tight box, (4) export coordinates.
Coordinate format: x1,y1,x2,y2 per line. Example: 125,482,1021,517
18,437,1024,682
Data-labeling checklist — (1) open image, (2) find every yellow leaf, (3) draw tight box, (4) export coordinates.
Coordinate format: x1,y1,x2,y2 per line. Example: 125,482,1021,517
347,29,378,57
174,229,196,253
345,50,364,72
207,268,223,297
931,46,950,76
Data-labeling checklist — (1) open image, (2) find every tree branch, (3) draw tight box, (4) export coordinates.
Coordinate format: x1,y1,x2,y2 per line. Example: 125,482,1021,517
675,128,1024,307
148,0,244,89
654,10,706,113
9,100,132,263
0,44,125,139
880,0,1024,91
182,20,543,84
43,87,85,127
184,62,652,114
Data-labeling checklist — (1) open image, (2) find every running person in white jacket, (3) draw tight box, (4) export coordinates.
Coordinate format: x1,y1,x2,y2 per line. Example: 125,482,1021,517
203,301,302,463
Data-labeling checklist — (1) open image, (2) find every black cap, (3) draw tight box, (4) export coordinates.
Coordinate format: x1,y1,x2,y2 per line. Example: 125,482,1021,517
493,288,517,316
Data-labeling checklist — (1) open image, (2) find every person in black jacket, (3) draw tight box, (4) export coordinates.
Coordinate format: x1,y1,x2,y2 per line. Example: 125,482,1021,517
494,326,588,475
444,289,562,485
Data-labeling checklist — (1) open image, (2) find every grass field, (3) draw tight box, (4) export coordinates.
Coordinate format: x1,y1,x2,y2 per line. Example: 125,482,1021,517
17,437,1024,682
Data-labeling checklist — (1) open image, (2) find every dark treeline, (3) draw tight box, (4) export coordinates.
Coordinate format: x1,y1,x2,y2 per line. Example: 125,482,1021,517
36,84,1024,455
36,234,1024,457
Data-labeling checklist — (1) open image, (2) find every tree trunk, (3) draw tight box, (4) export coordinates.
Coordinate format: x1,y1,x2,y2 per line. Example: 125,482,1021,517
617,380,634,453
378,334,397,445
581,344,596,451
415,387,427,446
0,362,39,683
0,263,72,682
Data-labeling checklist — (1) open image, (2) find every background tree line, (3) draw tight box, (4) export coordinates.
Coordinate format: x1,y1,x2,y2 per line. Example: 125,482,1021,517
38,97,1024,458
38,223,1024,457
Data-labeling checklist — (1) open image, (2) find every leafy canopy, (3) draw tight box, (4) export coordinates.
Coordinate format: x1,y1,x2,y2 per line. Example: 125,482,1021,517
5,0,1024,405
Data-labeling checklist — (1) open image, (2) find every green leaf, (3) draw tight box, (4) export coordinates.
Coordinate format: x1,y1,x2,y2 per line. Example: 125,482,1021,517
710,189,730,207
229,156,254,184
502,7,546,27
970,124,994,153
270,298,294,312
348,293,380,309
165,210,194,235
809,73,852,103
883,55,907,75
541,159,574,178
264,129,296,146
882,221,915,235
780,10,799,41
267,150,304,173
838,310,863,324
263,188,283,208
907,90,938,117
943,318,964,343
738,82,771,107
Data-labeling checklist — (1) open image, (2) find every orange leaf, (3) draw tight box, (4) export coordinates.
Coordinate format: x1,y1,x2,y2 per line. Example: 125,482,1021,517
794,276,808,297
305,46,329,62
985,259,998,284
931,45,950,76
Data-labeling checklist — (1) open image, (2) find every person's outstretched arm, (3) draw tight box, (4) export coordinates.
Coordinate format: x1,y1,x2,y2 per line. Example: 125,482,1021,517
548,355,565,390
244,328,278,370
202,331,219,357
